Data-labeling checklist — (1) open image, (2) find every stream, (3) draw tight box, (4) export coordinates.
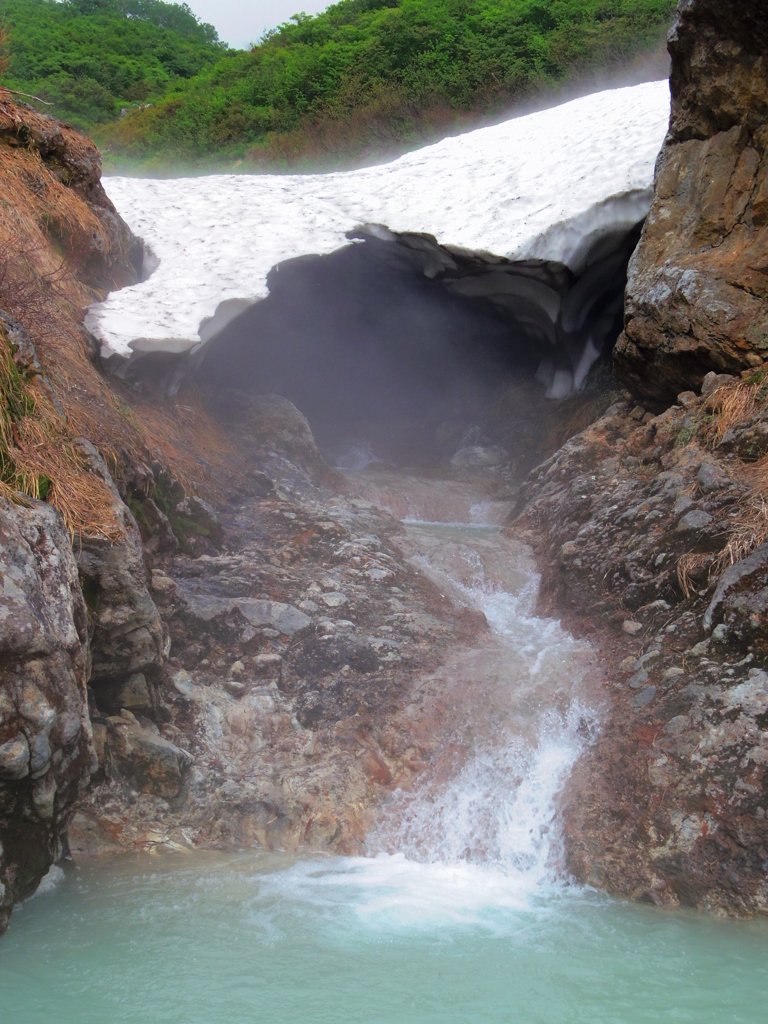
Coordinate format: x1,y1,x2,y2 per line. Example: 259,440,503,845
2,473,768,1022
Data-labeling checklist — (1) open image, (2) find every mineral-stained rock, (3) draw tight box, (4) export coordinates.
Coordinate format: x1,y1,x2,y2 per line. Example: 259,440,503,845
614,0,768,407
74,440,164,687
512,387,768,913
0,498,94,936
106,712,191,800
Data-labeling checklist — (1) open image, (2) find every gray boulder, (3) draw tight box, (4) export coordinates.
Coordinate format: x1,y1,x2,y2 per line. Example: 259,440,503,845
0,497,95,936
106,712,191,800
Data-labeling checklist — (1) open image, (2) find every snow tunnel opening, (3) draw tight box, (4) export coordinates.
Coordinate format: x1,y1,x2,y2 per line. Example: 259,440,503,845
193,223,643,469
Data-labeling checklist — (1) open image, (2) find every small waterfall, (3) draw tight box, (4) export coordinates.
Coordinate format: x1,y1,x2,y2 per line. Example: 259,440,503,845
368,516,599,890
260,482,601,926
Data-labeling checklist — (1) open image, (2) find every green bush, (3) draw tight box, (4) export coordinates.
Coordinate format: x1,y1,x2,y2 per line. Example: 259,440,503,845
0,0,224,126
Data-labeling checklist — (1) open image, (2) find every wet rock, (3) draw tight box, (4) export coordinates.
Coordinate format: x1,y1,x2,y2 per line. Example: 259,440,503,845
0,498,94,936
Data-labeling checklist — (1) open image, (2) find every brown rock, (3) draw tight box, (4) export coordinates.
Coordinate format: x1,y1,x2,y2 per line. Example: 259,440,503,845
614,0,768,407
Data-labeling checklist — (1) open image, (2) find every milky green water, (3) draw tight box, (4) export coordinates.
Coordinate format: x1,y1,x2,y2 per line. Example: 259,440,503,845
1,850,767,1024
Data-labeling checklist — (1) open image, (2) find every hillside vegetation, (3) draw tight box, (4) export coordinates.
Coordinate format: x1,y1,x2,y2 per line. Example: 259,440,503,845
0,0,676,170
0,0,224,128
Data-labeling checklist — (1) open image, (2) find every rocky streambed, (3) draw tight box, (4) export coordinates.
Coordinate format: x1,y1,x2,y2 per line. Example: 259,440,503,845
3,0,768,943
71,464,491,858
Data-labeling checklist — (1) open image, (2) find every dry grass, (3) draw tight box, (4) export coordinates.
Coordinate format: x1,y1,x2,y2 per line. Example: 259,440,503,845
674,374,768,595
130,391,243,496
0,96,242,514
0,324,122,539
677,498,768,598
706,376,767,446
677,551,714,598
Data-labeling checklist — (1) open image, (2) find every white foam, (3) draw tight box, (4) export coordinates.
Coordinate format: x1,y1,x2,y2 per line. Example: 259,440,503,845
30,864,66,898
247,521,599,931
89,81,670,358
253,853,543,930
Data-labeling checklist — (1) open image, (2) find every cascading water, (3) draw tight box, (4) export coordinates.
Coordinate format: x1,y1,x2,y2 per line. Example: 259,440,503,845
2,474,768,1022
315,480,602,921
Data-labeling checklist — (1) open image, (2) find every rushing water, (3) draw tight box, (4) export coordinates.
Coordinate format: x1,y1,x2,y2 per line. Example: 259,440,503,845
2,477,768,1021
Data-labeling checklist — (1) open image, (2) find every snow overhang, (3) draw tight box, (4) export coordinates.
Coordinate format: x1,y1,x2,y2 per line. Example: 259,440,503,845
87,80,671,385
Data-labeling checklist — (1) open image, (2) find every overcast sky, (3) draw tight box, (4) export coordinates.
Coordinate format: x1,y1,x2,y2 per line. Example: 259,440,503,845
187,1,333,48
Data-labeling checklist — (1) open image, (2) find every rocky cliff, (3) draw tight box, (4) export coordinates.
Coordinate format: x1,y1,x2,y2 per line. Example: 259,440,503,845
613,0,768,407
0,498,94,936
514,0,768,913
0,96,235,935
4,0,768,933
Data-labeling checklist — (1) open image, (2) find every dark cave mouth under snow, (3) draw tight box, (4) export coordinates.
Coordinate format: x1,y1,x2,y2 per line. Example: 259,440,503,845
132,221,644,468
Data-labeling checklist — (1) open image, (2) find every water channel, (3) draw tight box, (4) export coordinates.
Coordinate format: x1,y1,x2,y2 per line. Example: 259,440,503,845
2,476,767,1022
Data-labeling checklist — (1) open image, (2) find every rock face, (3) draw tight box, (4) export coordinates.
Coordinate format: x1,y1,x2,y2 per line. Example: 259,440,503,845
0,499,94,936
71,443,484,859
74,441,164,696
513,368,768,913
614,0,768,407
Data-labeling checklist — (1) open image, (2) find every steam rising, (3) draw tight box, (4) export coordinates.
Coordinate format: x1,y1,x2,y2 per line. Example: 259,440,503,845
196,221,641,461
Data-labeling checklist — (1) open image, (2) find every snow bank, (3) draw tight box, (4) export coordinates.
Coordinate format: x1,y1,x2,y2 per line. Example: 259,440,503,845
89,81,670,360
